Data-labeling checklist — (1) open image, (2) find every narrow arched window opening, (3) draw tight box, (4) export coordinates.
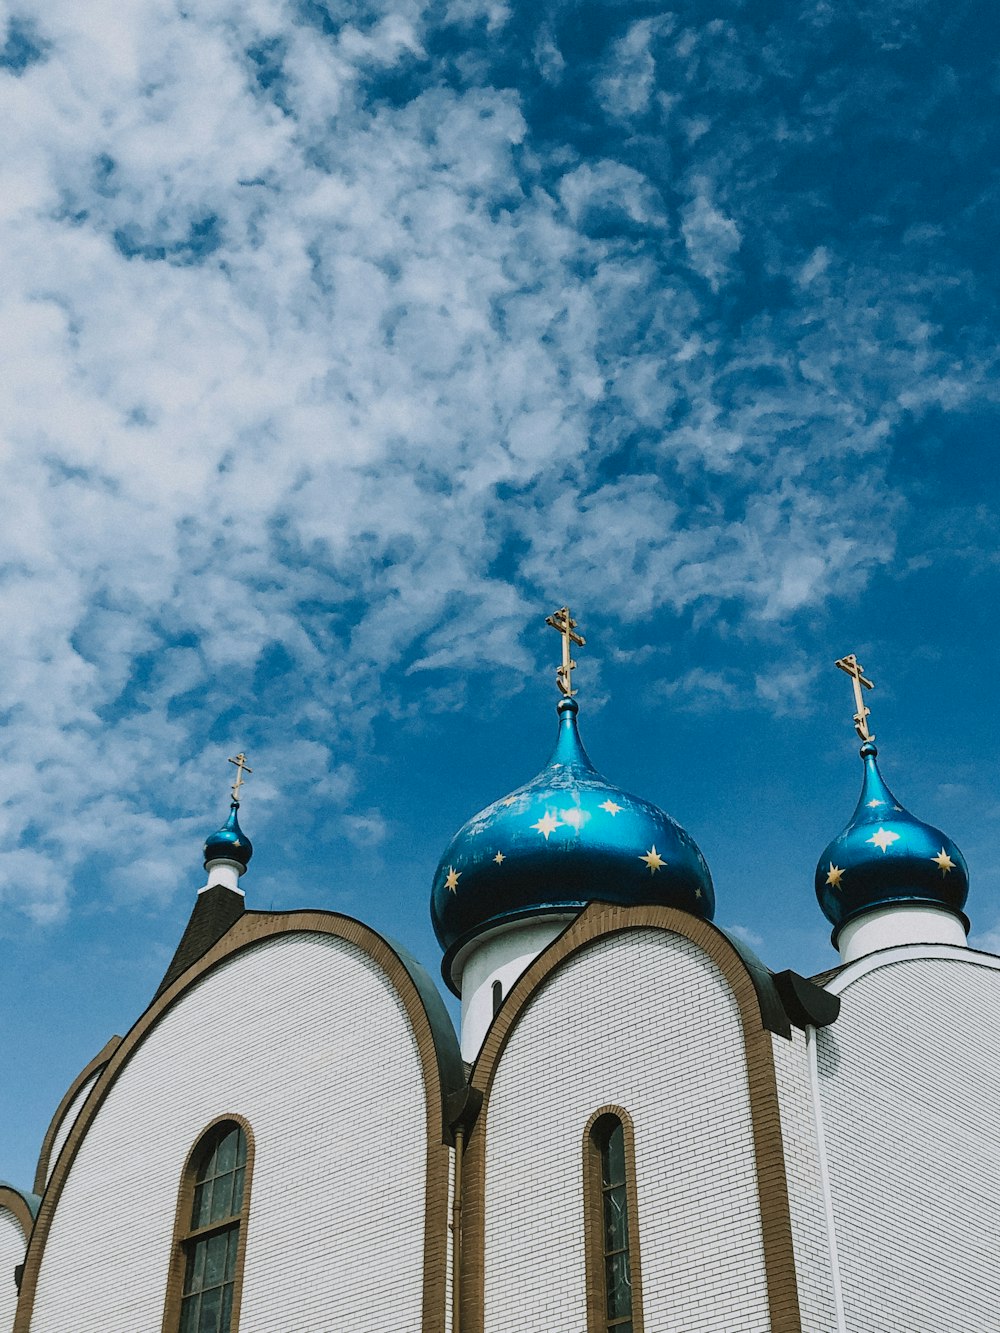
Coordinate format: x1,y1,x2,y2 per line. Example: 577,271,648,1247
584,1110,643,1333
492,979,503,1016
165,1118,252,1333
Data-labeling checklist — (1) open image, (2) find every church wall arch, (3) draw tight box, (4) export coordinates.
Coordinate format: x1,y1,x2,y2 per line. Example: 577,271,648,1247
16,912,460,1333
462,903,802,1333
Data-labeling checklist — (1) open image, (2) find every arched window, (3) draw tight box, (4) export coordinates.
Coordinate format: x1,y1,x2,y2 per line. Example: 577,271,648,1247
583,1109,643,1333
492,978,503,1016
164,1118,253,1333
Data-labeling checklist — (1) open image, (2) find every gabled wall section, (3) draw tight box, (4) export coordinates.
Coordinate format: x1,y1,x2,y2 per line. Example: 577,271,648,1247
15,911,463,1333
0,1187,37,1333
815,945,1000,1332
461,902,804,1333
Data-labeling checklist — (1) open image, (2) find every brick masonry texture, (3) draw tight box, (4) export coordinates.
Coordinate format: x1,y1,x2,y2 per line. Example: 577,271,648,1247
482,928,770,1333
770,1030,839,1332
27,933,430,1333
0,1209,25,1333
817,951,1000,1333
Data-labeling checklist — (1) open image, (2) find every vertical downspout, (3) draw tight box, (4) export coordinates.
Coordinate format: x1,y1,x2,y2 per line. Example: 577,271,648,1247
805,1023,848,1332
452,1124,464,1333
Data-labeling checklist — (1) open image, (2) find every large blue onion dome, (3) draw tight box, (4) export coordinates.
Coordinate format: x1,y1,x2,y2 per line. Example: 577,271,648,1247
815,740,969,941
431,696,714,973
203,802,253,871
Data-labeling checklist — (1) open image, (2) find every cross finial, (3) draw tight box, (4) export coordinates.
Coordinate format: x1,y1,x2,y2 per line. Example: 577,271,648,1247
228,752,253,804
545,606,586,697
835,654,875,743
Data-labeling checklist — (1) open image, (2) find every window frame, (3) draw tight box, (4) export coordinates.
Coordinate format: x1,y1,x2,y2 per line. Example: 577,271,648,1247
582,1105,644,1333
162,1114,255,1333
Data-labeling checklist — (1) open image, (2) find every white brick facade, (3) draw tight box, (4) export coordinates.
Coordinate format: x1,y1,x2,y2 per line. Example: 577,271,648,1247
770,1028,840,1332
815,947,1000,1333
482,928,770,1333
0,1210,25,1333
28,932,432,1333
9,908,1000,1333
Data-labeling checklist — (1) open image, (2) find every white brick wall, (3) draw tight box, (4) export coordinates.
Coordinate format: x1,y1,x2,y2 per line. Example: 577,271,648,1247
44,1071,99,1190
816,949,1000,1333
0,1209,25,1333
771,1028,839,1332
482,928,770,1333
30,932,431,1333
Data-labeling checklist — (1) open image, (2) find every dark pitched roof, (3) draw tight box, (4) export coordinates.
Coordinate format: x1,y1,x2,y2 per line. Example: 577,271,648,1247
154,883,245,999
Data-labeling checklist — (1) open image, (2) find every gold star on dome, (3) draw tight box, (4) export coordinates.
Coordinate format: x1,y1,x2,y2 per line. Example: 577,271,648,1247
532,811,561,840
501,795,518,807
640,845,666,874
444,866,461,892
826,863,844,889
694,887,702,899
867,799,884,808
600,799,622,816
493,851,505,865
867,827,900,853
931,848,955,876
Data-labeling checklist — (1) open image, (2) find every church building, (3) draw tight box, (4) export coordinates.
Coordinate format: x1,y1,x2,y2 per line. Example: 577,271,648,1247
2,616,998,1332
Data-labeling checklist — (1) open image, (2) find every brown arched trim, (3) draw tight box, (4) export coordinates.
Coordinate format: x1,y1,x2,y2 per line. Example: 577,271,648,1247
15,910,461,1333
161,1113,255,1333
0,1186,37,1243
582,1104,644,1333
33,1035,122,1195
461,902,802,1333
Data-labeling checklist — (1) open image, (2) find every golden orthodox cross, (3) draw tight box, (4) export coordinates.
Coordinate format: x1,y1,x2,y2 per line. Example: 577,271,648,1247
228,751,253,804
834,654,875,743
545,606,586,697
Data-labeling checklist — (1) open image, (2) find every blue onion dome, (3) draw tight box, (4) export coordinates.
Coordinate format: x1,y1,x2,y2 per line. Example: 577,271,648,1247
815,740,969,940
203,802,253,870
431,697,714,969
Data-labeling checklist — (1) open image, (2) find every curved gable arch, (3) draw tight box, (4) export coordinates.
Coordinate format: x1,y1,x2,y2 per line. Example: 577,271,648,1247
15,909,464,1333
461,901,802,1333
32,1036,122,1196
0,1187,37,1245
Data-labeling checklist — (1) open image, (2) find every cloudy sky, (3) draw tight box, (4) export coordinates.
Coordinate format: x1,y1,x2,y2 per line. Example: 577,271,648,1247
2,0,999,1185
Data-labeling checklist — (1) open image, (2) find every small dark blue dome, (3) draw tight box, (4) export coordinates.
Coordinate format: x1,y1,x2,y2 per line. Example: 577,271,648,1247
431,698,713,969
204,802,253,871
815,741,969,940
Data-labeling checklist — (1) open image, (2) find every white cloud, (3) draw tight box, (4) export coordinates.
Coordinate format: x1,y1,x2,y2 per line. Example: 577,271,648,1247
724,922,766,951
680,186,741,291
0,1,993,928
595,17,673,120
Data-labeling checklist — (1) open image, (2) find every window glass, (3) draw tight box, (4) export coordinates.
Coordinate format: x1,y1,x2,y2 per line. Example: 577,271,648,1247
592,1116,634,1332
178,1123,247,1333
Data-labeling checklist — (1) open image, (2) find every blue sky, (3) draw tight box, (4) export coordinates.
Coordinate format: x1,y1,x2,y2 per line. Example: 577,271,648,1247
1,0,999,1187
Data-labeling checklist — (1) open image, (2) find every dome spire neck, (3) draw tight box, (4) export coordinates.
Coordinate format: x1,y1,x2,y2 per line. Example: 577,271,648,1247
852,741,896,818
550,695,597,772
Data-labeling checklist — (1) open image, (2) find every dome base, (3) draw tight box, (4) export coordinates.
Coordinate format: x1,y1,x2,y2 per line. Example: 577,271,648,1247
457,913,577,1061
836,902,969,963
